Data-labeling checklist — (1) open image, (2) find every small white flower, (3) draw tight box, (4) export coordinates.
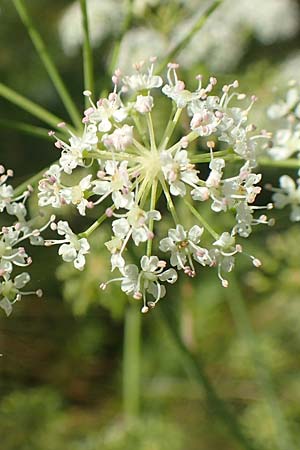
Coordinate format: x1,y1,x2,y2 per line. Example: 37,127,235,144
102,124,133,152
92,161,134,210
161,150,199,196
117,256,177,309
134,95,154,114
268,128,300,160
55,221,90,270
268,86,300,119
123,61,163,91
209,232,240,287
70,175,92,216
159,224,210,271
190,109,219,137
0,272,31,316
0,183,14,212
88,94,127,132
273,175,300,221
59,124,98,174
38,165,64,208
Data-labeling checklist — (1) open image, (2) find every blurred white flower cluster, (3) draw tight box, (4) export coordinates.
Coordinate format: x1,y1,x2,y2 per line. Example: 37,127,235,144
36,59,272,313
0,167,53,315
267,82,300,221
58,0,299,72
177,0,299,71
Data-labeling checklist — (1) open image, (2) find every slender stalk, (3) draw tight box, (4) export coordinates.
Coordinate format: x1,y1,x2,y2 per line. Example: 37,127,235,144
183,198,219,240
146,112,156,151
159,107,182,151
258,158,300,169
13,165,50,197
87,150,136,161
123,302,141,421
158,304,260,450
156,0,224,73
132,113,149,148
226,278,295,450
146,179,158,256
80,0,94,106
159,176,180,224
78,209,113,239
190,149,236,163
13,0,82,130
166,130,198,153
0,83,65,130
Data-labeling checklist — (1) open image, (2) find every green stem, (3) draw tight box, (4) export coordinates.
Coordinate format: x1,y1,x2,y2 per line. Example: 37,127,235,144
183,199,219,240
159,106,182,150
86,150,136,161
13,165,50,197
158,304,260,450
0,83,66,130
123,302,141,421
258,158,300,169
159,176,180,225
166,130,199,153
132,113,149,148
156,0,224,73
13,0,82,130
146,112,156,151
146,179,158,256
78,209,112,238
226,278,295,450
190,149,236,163
80,0,94,106
0,119,63,141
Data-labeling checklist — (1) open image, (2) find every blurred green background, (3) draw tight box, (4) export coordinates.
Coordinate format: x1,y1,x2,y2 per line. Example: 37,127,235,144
1,1,300,449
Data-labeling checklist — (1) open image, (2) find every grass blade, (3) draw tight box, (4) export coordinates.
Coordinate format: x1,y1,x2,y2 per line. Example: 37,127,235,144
13,0,82,130
156,0,224,73
0,82,66,130
158,303,260,450
0,119,65,141
79,0,94,106
226,278,295,450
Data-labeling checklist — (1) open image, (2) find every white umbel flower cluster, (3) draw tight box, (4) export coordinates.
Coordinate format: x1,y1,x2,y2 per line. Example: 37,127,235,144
267,82,300,222
0,166,54,315
36,59,271,313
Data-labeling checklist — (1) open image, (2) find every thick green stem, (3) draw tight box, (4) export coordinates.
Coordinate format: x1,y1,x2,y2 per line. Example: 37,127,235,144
123,302,141,421
13,0,82,129
156,0,224,73
158,304,260,450
226,278,295,450
0,83,65,130
80,0,94,106
258,158,300,169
